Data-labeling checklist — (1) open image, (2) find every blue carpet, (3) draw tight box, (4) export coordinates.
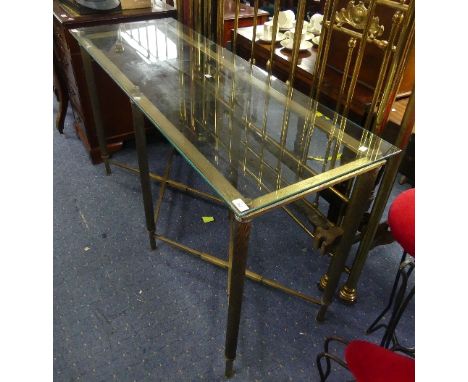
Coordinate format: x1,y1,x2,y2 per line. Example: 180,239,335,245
53,101,414,381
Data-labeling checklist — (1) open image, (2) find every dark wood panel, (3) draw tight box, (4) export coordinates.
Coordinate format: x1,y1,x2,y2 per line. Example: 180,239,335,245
53,0,177,163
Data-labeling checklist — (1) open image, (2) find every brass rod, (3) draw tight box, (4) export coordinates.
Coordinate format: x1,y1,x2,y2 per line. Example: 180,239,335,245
188,0,193,30
258,62,273,186
340,0,378,121
201,42,208,128
195,0,202,34
232,0,241,54
282,206,316,238
316,37,357,180
373,2,414,138
204,0,211,39
330,24,388,49
155,234,321,305
268,0,281,76
216,0,225,45
331,24,364,40
177,23,187,122
298,105,321,176
213,43,223,163
275,82,294,189
240,148,330,235
376,0,409,11
108,160,225,205
311,0,341,100
287,0,307,87
241,65,255,173
189,43,196,131
334,38,357,117
363,11,403,131
156,234,228,267
249,0,260,64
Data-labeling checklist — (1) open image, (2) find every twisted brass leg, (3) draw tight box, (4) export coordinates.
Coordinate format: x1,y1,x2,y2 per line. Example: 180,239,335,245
224,216,252,378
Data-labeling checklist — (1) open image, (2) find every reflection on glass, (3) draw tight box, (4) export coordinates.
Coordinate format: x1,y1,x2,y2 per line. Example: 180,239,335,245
121,24,178,63
71,18,399,216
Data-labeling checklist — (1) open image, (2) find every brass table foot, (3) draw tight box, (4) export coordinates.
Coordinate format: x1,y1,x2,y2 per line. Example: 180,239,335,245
339,285,357,304
317,273,328,291
225,359,234,378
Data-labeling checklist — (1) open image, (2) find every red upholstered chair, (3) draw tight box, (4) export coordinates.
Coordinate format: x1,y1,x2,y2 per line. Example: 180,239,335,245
315,189,415,381
367,188,415,355
316,337,415,382
346,340,415,382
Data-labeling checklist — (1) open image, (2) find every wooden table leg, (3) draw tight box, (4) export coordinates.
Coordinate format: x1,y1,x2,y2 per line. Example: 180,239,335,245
80,47,111,175
224,216,251,378
53,56,68,134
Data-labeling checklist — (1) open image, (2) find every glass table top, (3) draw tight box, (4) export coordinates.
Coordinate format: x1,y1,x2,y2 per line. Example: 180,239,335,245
71,18,400,218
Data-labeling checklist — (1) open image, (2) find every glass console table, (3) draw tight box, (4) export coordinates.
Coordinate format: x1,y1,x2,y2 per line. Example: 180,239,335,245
71,18,399,377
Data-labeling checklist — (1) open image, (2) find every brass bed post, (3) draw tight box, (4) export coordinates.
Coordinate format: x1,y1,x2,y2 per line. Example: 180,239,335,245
232,0,241,53
216,0,225,45
249,0,260,65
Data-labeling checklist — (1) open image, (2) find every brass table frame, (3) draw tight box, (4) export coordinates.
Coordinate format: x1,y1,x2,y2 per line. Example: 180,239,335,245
77,21,395,377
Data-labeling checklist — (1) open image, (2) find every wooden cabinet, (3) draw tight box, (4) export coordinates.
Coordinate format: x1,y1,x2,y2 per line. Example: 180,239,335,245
53,0,177,163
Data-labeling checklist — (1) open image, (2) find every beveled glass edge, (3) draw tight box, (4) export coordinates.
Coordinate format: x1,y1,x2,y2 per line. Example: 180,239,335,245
244,159,387,219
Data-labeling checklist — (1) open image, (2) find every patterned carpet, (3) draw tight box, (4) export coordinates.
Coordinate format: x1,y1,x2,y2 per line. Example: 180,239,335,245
53,101,414,381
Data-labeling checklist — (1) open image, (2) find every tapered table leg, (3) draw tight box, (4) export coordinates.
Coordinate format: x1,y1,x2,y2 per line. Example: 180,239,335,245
80,47,111,175
316,168,379,322
131,101,156,250
224,216,251,378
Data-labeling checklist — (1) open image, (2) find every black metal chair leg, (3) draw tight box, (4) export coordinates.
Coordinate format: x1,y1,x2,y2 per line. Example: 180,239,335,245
316,352,349,381
383,285,415,350
316,337,350,381
381,260,415,349
367,251,408,335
